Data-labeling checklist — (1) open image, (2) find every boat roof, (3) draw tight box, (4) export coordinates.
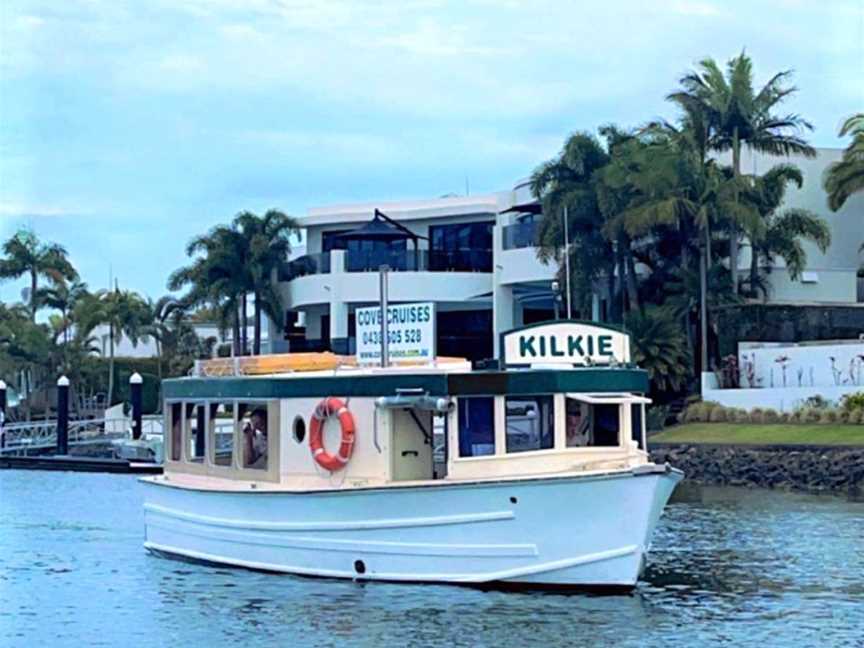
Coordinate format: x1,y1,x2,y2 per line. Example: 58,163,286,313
163,365,649,400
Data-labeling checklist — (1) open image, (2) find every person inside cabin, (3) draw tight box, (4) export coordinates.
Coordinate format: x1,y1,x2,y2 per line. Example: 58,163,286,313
566,400,590,447
242,408,268,469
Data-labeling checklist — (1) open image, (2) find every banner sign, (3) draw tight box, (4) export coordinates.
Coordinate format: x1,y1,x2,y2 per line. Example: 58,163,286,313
501,321,630,367
356,302,436,365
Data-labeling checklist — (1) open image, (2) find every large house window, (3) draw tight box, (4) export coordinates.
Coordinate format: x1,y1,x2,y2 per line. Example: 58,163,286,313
457,397,495,457
505,395,554,453
429,221,493,272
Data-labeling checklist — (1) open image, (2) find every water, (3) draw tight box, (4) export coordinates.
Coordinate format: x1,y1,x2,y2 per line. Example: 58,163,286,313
1,472,862,647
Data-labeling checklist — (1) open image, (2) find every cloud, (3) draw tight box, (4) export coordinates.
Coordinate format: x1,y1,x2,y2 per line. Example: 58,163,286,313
668,0,722,16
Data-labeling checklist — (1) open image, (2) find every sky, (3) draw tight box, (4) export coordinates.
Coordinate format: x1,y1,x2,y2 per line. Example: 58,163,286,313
1,0,862,303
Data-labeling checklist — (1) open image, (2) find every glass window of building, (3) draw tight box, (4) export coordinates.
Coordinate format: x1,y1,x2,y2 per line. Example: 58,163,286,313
185,403,206,463
239,403,269,470
457,397,495,457
505,396,554,453
210,402,235,467
429,221,493,272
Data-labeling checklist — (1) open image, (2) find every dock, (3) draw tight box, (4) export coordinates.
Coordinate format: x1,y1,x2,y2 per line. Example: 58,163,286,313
0,454,163,474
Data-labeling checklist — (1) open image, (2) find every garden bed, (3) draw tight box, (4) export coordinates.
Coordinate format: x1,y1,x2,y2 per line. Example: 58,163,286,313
651,423,864,446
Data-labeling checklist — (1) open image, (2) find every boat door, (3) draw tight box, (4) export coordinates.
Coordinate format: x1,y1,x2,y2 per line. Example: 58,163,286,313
389,409,433,481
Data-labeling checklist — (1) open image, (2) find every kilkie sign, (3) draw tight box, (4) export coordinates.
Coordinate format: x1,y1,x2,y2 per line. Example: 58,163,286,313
501,321,631,367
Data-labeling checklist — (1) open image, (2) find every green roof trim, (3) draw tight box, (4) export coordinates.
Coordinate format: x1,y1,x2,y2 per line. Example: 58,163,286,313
162,368,648,401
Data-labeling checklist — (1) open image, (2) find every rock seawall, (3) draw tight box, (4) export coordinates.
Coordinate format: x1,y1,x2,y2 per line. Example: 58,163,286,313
650,444,864,494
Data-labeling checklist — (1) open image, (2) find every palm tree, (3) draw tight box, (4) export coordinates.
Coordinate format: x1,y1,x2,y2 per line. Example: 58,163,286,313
624,307,691,397
669,51,816,293
743,164,831,298
76,287,149,406
530,132,617,318
0,230,78,320
169,225,247,356
36,278,88,346
142,296,185,386
232,210,300,354
824,113,864,211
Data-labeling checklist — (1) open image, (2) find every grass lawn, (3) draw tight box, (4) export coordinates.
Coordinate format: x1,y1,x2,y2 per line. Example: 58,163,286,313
651,423,864,446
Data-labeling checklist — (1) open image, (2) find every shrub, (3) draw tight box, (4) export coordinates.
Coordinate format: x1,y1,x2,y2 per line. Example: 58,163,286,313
802,395,832,409
838,409,851,424
819,409,838,424
750,407,765,423
708,406,728,423
850,408,864,425
732,408,750,423
761,408,780,424
802,407,822,424
840,392,864,412
778,412,791,423
646,405,670,432
683,403,706,423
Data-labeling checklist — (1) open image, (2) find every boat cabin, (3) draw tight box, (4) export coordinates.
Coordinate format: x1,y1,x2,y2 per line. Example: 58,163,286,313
158,322,652,490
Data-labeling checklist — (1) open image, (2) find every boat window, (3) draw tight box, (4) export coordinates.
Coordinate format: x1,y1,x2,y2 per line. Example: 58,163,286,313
239,403,269,470
293,415,306,443
505,395,554,453
566,399,621,448
185,403,206,463
457,397,495,457
169,403,182,462
210,402,235,467
631,403,645,450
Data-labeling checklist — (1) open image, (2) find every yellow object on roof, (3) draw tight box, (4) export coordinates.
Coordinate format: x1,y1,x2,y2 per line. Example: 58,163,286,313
197,352,353,377
194,353,469,377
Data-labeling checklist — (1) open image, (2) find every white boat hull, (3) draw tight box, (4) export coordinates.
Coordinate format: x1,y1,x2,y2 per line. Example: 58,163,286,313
142,465,682,589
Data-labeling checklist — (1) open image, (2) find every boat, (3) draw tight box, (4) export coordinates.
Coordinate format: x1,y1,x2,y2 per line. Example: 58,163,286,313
140,320,682,590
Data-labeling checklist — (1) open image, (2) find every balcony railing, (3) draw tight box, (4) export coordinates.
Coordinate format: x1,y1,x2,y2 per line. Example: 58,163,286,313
279,248,494,281
278,252,331,281
502,220,539,250
345,249,493,273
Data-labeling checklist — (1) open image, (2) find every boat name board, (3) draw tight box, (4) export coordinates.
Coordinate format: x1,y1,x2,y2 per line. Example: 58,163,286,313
501,322,630,366
356,302,436,365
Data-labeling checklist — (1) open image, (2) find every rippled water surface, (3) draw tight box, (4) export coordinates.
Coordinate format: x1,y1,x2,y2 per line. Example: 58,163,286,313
1,471,862,647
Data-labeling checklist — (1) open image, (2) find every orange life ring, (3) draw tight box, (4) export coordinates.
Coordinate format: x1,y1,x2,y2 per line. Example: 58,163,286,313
309,397,355,472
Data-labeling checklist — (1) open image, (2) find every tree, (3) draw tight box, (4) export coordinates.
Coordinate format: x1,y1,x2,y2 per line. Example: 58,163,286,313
142,296,185,386
624,307,691,398
169,224,248,356
0,230,78,321
36,278,88,346
669,51,815,293
824,113,864,211
530,132,616,318
75,288,149,406
232,210,300,354
744,164,831,298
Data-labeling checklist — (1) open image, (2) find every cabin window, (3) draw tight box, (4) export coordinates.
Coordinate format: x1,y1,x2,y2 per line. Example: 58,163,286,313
210,402,235,467
457,397,495,457
185,403,206,463
169,403,182,462
505,395,554,453
631,404,645,450
238,403,269,470
565,399,621,447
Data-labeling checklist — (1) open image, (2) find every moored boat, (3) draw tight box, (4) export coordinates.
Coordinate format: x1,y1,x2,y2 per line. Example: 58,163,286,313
141,320,682,589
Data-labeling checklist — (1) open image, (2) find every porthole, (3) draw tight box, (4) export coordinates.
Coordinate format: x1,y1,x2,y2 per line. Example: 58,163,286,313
293,416,306,443
354,560,366,575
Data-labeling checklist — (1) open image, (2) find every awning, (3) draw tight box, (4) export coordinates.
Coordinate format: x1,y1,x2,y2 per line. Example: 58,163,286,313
566,392,652,405
332,209,426,243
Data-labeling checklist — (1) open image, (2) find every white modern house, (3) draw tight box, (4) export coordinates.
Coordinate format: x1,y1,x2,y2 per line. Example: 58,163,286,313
269,147,863,362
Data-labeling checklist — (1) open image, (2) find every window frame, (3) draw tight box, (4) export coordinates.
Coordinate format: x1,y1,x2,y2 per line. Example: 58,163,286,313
163,397,280,482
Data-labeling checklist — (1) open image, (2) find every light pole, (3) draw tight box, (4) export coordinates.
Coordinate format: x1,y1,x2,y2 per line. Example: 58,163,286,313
551,280,560,320
563,206,572,319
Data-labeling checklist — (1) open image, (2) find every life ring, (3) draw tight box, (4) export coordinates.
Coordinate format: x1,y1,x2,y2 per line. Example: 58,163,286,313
309,397,355,472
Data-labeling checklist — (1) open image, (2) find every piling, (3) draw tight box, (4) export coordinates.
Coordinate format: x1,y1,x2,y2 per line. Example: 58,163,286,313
56,375,70,455
0,379,6,449
130,372,143,440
